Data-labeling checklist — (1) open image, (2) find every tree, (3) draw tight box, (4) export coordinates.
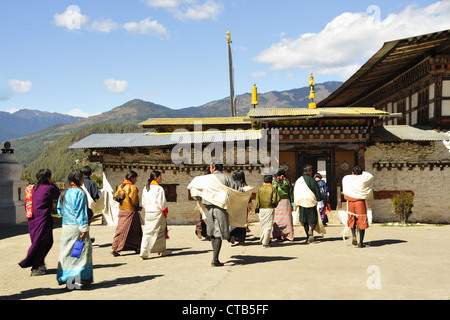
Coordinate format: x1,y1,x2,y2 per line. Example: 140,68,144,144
391,191,414,224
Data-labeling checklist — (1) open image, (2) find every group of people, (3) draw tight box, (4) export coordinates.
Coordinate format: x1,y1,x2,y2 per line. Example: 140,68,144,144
18,167,97,287
18,161,373,287
110,169,171,259
18,166,172,289
188,163,374,266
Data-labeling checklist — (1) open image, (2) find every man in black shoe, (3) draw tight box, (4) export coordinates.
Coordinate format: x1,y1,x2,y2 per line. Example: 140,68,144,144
293,165,325,243
342,166,374,248
203,163,238,266
188,162,252,266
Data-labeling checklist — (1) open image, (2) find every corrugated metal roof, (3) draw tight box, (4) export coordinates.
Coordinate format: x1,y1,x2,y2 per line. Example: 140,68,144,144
68,130,262,149
139,116,250,126
247,107,390,118
374,125,450,141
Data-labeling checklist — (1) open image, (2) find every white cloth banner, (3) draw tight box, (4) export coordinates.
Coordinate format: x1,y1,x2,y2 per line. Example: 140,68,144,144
101,172,119,226
187,174,253,228
293,176,317,209
342,171,374,200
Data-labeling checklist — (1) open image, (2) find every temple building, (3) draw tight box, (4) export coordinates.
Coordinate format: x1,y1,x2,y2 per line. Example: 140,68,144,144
69,30,450,224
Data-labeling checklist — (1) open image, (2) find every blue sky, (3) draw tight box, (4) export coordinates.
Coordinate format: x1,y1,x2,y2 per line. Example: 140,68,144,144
1,0,450,117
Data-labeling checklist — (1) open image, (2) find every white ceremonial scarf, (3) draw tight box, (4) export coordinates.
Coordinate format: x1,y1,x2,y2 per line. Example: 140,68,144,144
293,176,317,209
293,176,326,235
342,171,374,200
187,174,253,228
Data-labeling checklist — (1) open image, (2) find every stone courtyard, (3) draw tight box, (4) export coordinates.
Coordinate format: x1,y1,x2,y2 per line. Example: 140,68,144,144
1,215,449,304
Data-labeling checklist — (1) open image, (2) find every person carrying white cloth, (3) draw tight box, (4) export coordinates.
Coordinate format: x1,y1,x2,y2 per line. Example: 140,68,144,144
293,165,326,243
342,166,374,248
187,163,253,266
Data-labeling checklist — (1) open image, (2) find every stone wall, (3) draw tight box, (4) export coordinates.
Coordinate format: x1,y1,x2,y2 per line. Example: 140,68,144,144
365,140,450,223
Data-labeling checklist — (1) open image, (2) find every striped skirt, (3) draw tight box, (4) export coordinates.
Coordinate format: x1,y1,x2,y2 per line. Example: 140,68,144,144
112,209,143,252
271,199,294,241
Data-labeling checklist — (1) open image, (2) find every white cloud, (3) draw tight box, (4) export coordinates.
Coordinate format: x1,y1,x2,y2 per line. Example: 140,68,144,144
143,0,224,21
123,18,168,38
143,0,180,9
103,79,129,94
251,71,267,78
65,108,98,118
8,79,33,94
89,19,119,33
54,6,167,37
254,1,450,78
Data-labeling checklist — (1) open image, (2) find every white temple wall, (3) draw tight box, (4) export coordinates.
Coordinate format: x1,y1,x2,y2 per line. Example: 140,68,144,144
365,140,450,223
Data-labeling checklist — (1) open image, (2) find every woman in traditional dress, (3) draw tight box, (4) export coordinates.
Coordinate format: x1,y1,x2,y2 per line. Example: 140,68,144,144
140,171,171,259
271,169,295,241
19,169,60,276
56,169,93,288
111,170,142,256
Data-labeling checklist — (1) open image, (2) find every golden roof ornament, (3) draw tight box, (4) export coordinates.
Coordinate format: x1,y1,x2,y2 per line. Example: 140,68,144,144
251,83,259,107
226,29,232,43
308,72,317,109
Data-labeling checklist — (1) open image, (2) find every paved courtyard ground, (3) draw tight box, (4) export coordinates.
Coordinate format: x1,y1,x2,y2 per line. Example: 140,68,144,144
1,216,449,305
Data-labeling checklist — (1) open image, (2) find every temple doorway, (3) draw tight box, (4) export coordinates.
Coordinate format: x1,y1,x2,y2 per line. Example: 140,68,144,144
296,150,335,208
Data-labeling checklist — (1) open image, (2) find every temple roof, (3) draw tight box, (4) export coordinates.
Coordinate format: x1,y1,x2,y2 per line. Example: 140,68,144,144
68,130,262,149
139,116,250,127
318,29,450,108
374,125,450,141
246,107,393,120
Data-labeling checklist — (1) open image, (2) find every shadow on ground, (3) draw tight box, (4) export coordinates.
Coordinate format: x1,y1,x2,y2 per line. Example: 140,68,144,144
228,255,297,266
1,275,162,300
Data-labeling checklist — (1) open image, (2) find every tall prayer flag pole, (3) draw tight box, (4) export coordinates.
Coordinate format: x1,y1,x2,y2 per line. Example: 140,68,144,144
227,29,236,117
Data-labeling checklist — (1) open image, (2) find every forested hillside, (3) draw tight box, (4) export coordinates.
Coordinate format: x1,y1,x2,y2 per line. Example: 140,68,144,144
23,124,145,183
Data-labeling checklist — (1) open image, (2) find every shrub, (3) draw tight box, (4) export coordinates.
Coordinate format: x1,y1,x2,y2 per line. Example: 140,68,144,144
391,191,414,224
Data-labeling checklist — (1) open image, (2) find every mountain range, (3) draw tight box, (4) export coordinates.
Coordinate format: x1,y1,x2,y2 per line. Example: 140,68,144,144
0,109,82,142
5,81,342,182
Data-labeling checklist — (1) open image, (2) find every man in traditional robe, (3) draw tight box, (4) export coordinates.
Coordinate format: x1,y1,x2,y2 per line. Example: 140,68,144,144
294,165,324,243
187,163,251,267
342,166,374,248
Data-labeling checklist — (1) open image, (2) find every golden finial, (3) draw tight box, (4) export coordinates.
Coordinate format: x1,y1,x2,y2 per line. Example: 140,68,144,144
308,72,316,109
226,29,232,43
251,83,259,107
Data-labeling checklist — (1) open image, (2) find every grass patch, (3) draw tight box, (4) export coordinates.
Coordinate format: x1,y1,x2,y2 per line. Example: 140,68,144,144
382,222,446,227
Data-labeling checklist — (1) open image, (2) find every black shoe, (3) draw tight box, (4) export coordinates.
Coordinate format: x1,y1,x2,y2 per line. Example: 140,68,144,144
211,260,224,267
110,250,120,257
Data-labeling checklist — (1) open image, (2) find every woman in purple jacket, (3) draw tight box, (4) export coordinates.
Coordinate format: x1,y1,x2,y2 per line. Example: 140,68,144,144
19,169,60,276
